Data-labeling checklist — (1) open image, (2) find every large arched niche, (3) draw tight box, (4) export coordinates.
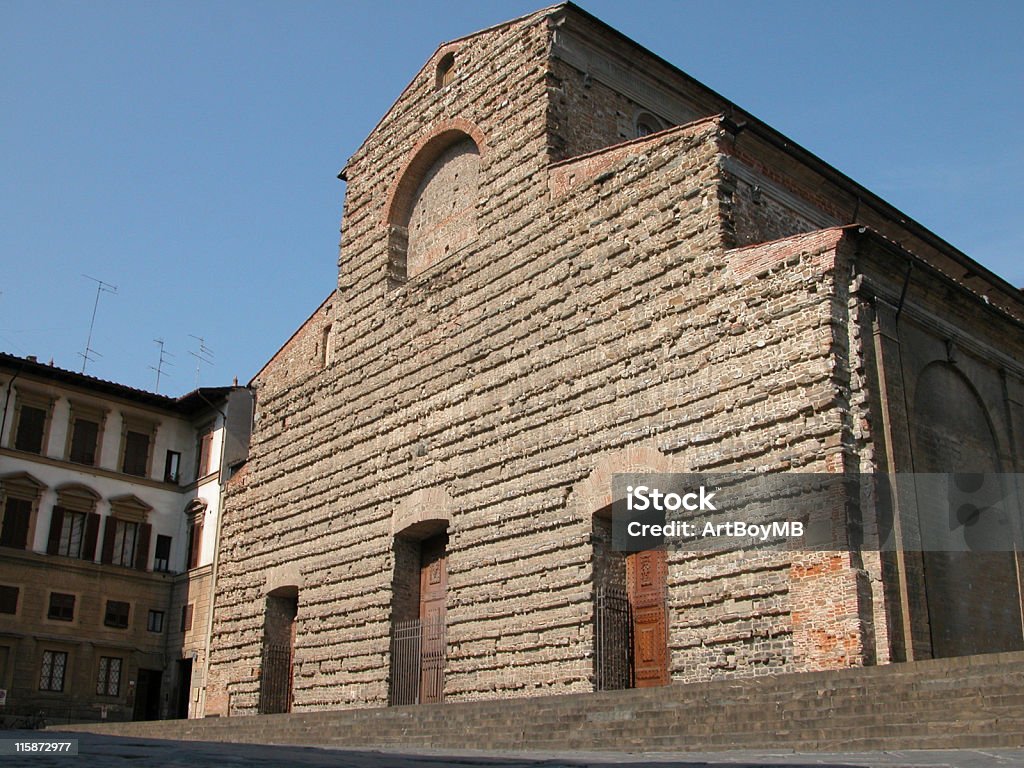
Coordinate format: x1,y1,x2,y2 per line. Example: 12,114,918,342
385,122,485,284
910,361,1023,657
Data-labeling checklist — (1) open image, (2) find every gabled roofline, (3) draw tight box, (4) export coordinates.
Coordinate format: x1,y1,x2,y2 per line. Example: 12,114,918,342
250,289,337,386
338,4,565,180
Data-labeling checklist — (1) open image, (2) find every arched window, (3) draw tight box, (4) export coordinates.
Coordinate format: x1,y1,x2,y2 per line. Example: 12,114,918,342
387,129,482,284
634,111,666,139
436,52,456,89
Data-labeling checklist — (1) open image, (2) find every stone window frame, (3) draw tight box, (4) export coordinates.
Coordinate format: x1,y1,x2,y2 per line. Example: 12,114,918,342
47,483,102,562
39,649,70,693
96,655,123,697
0,584,19,616
10,388,55,455
46,591,76,623
103,599,131,629
0,471,46,551
184,498,207,571
119,415,158,478
64,400,108,467
147,609,165,633
102,495,153,571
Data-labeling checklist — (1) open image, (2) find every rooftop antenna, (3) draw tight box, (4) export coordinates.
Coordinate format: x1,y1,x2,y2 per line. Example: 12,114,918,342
188,335,214,388
149,338,174,393
79,275,118,373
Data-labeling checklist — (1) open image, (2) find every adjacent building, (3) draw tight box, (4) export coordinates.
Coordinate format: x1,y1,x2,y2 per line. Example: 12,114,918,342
0,353,251,722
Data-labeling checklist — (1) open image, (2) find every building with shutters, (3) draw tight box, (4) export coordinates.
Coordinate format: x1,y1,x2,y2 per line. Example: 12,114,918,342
0,352,251,723
200,2,1024,719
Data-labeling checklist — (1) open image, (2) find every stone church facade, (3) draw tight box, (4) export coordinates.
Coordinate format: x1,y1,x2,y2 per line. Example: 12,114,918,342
204,3,1024,716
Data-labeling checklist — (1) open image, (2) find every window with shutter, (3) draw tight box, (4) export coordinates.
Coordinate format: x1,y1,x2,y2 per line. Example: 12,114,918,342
68,418,100,465
0,497,32,549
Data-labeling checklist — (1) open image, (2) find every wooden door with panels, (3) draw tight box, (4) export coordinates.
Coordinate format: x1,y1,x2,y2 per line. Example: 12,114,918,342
418,532,448,703
626,548,669,687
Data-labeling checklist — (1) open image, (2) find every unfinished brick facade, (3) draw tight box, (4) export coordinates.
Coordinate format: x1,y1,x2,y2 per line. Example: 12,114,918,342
205,4,1024,716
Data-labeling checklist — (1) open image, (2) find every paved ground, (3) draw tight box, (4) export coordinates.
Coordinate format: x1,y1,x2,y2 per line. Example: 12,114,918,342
1,732,1022,767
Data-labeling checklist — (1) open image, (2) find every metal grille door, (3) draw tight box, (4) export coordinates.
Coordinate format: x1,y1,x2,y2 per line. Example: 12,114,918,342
389,618,446,706
259,644,293,714
595,585,632,690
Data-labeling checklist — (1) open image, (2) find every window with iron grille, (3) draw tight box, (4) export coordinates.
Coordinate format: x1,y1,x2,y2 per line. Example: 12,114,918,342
147,610,164,633
104,600,130,629
96,656,122,696
0,585,18,614
47,592,75,622
39,650,67,692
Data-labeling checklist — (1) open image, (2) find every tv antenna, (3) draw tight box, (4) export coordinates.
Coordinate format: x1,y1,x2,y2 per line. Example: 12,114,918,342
188,335,214,388
149,338,174,393
79,275,118,373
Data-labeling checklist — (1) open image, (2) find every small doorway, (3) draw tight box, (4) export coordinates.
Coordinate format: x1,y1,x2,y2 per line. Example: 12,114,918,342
259,587,298,714
419,532,448,704
133,669,162,721
174,659,192,719
389,524,448,705
593,510,669,690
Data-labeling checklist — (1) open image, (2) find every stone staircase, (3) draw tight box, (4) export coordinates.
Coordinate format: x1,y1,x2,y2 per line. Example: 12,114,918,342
59,651,1024,753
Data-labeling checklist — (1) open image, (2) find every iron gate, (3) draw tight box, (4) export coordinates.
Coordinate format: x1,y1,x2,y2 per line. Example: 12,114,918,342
258,643,293,714
595,584,631,690
389,618,446,706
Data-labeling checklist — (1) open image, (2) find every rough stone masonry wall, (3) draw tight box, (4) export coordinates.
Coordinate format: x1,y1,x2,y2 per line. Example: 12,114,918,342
209,11,567,715
208,13,871,715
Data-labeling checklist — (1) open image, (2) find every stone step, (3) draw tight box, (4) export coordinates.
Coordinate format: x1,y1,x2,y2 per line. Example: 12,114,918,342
57,651,1024,753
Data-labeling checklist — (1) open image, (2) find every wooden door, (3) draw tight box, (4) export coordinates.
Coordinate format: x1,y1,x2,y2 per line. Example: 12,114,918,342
626,548,669,687
419,532,448,703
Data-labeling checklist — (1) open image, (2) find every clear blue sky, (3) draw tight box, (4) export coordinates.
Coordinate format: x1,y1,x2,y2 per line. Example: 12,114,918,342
3,1,1022,395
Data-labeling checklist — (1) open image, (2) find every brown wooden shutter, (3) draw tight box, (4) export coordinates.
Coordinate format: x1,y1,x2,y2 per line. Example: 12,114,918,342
82,512,100,561
188,519,203,569
135,523,152,571
100,518,116,564
3,499,31,550
47,507,65,555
